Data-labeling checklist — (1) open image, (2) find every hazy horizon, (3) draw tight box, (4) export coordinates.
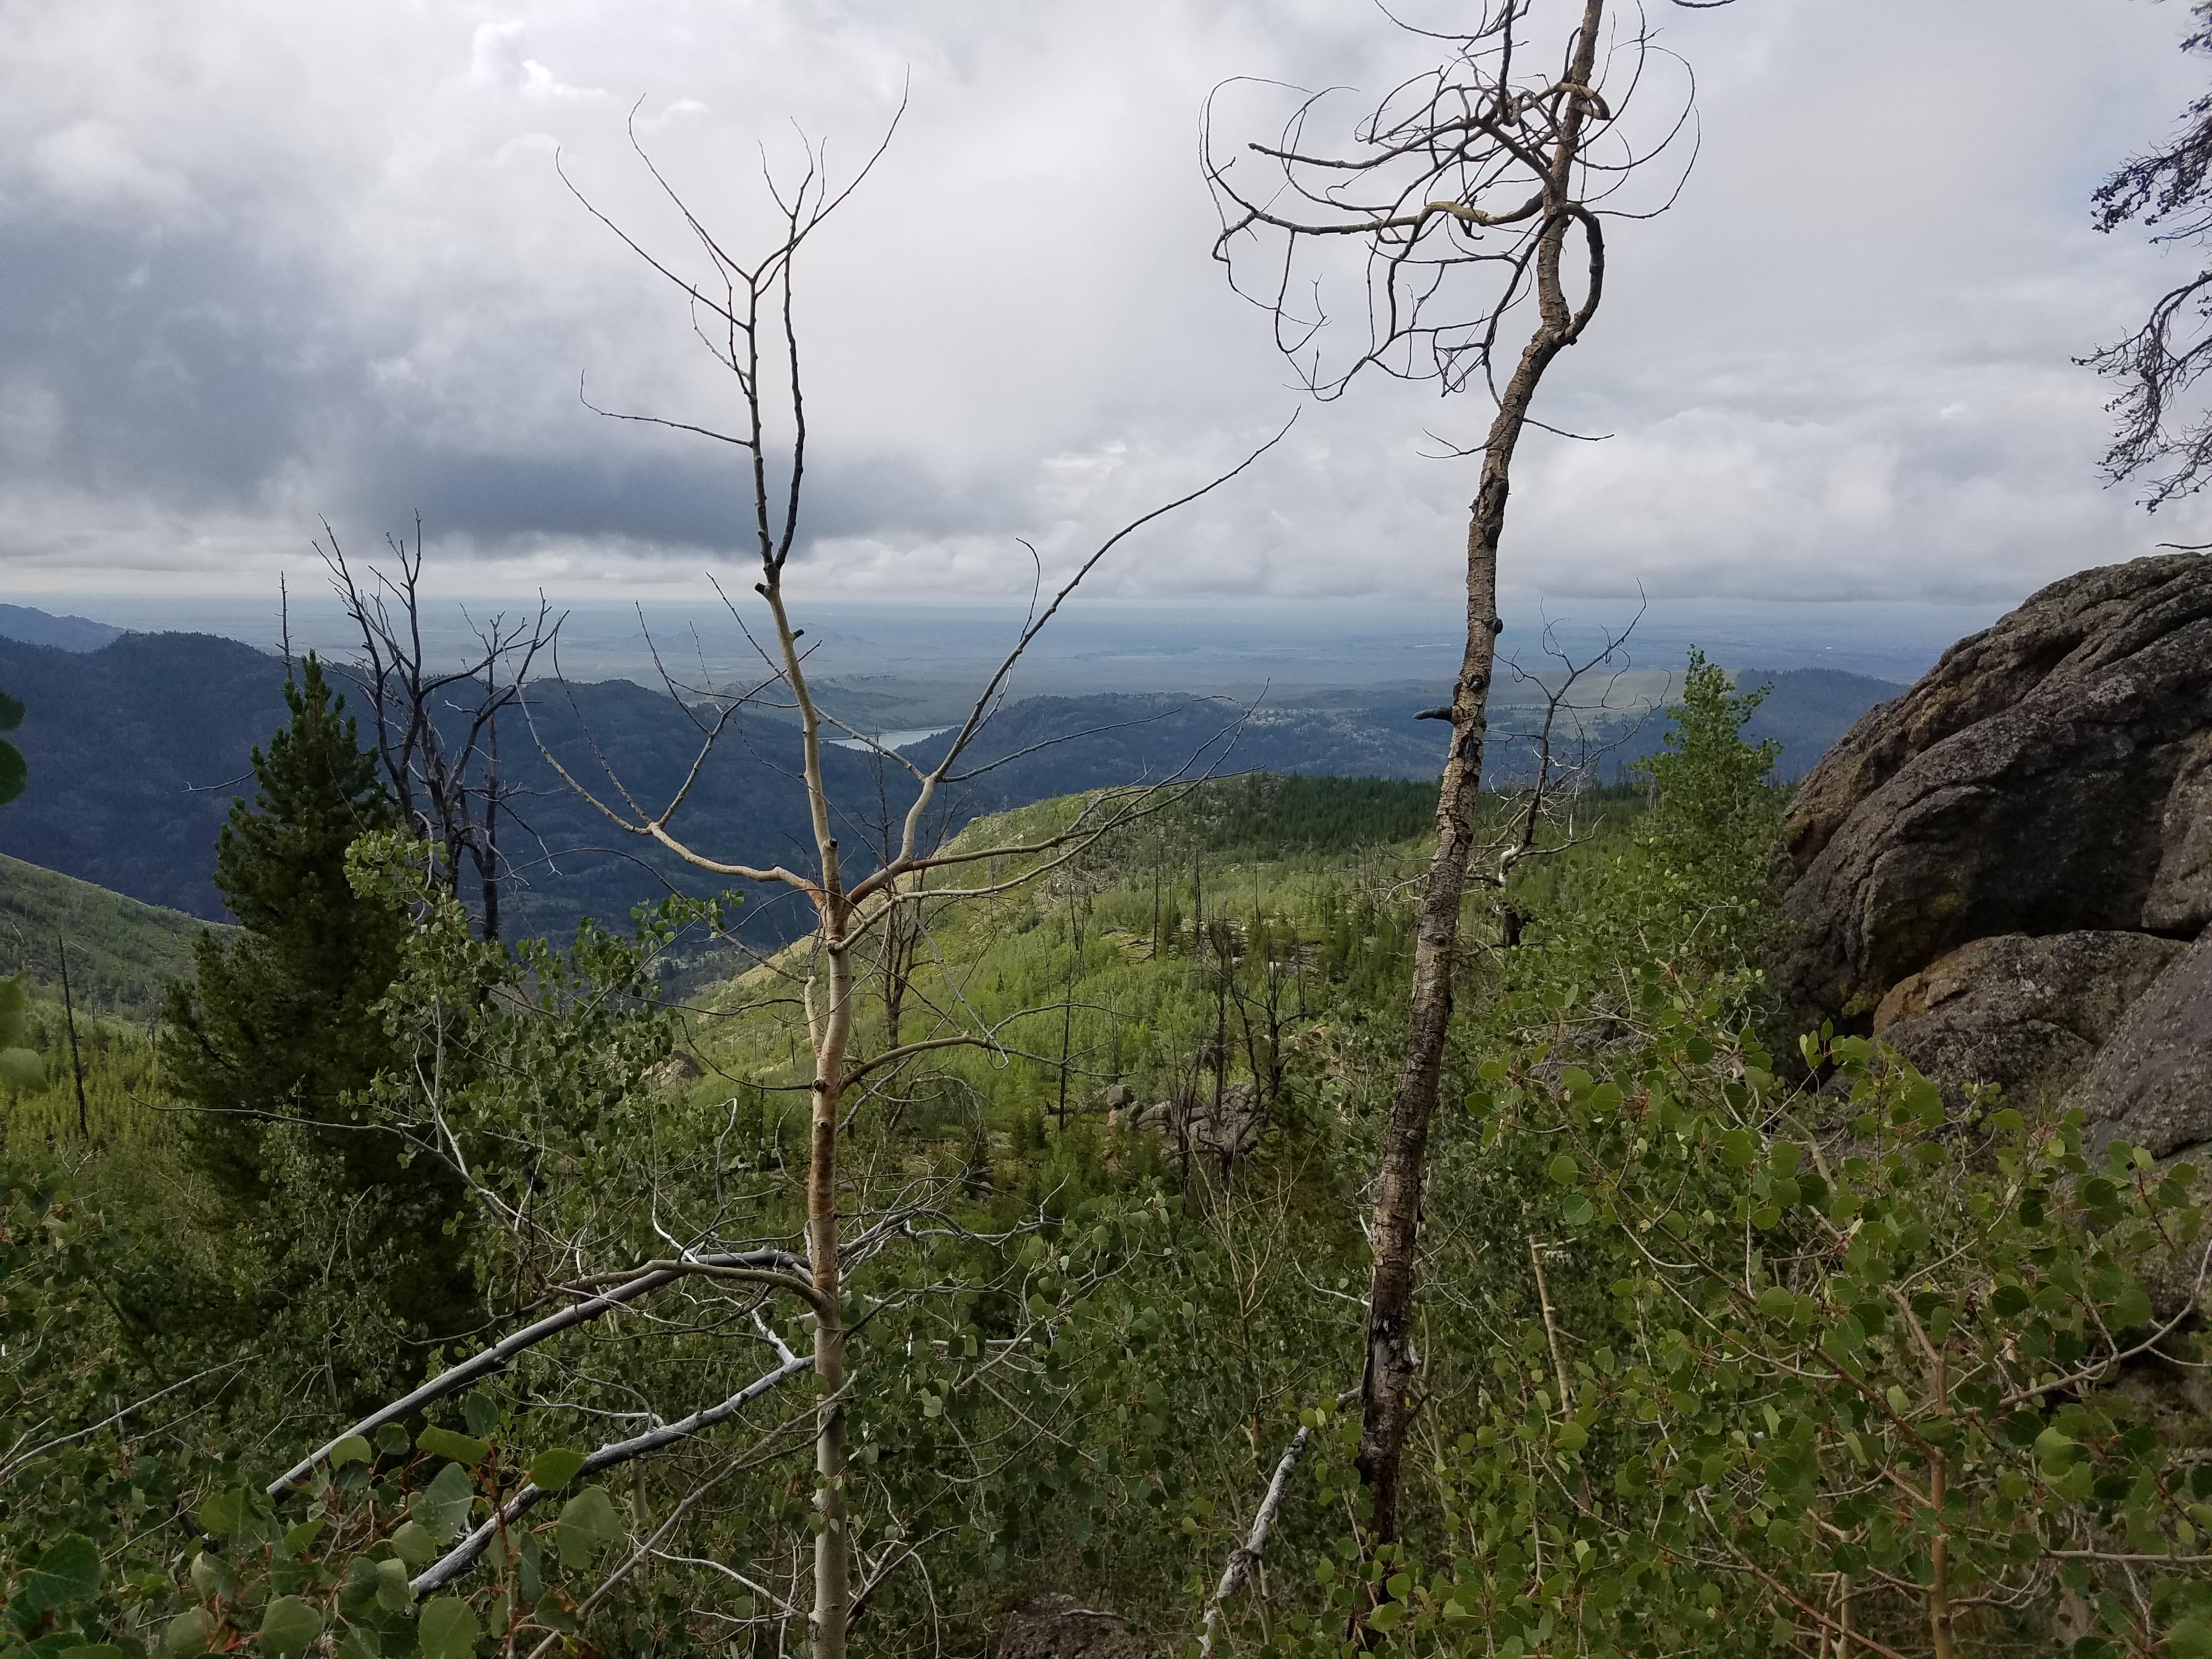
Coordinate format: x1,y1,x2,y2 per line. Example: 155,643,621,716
6,586,1994,712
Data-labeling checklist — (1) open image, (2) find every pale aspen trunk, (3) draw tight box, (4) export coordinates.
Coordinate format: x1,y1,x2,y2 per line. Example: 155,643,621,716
1352,0,1611,1544
763,576,855,1659
808,935,851,1659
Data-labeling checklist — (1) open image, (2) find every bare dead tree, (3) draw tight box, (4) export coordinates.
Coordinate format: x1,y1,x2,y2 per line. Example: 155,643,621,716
1205,0,1712,1548
1476,608,1652,945
485,106,1282,1659
1199,1386,1363,1658
55,932,88,1138
2086,3,2212,514
264,82,1283,1659
1227,898,1294,1128
322,522,557,943
1053,873,1100,1129
861,749,939,1061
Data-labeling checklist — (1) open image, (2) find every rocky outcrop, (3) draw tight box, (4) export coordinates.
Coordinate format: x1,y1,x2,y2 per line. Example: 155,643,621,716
1773,552,2212,1352
1084,1083,1137,1114
1121,1080,1269,1161
2068,931,2212,1319
2072,932,2212,1164
647,1051,706,1091
1870,932,2187,1109
1777,554,2212,1027
2148,732,2212,934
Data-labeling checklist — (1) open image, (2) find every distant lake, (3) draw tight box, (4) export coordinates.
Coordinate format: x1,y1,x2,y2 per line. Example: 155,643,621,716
827,726,949,752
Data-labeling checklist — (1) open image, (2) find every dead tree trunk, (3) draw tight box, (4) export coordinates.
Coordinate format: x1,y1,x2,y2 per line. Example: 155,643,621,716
1356,0,1606,1541
482,707,501,945
57,933,88,1139
1207,0,1709,1546
322,525,554,945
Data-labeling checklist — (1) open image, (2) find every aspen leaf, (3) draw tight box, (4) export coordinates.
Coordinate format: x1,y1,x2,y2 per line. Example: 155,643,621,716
410,1461,476,1542
329,1436,373,1469
257,1597,323,1656
556,1487,622,1569
18,1534,101,1611
415,1426,490,1466
375,1558,414,1612
416,1597,480,1659
527,1448,588,1492
162,1611,210,1659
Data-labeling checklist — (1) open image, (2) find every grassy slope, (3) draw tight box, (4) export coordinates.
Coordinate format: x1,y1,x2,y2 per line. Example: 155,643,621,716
0,771,1639,1221
0,850,228,1023
672,775,1640,1210
0,771,1658,1652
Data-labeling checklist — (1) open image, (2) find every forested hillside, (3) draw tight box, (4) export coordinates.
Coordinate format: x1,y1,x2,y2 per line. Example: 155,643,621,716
0,633,290,918
0,607,121,653
0,629,1896,950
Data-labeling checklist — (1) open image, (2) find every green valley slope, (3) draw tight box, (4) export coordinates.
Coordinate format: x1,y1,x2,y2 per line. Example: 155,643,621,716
0,851,227,1022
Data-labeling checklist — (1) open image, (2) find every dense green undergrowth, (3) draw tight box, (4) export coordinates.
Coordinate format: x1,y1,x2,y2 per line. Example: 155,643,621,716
4,661,2207,1659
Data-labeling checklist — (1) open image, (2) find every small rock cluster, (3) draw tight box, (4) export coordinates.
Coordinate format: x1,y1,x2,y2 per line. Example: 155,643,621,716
1110,1080,1269,1161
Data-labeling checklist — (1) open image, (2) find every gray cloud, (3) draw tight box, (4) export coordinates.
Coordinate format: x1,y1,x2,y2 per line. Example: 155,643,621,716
1,0,2206,613
0,220,346,500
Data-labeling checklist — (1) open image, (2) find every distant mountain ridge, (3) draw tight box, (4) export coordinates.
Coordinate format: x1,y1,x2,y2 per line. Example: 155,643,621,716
1731,667,1906,781
0,631,294,918
0,603,125,652
0,630,1900,951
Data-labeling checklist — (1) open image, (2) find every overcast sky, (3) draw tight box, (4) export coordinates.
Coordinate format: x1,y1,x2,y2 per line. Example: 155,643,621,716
3,0,2206,617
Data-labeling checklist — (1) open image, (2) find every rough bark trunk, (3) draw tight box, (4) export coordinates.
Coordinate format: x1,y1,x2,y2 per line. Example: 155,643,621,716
1058,904,1076,1128
1351,0,1608,1546
882,886,911,1055
1927,1340,1954,1659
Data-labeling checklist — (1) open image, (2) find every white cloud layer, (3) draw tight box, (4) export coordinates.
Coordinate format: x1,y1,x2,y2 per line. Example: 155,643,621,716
0,0,2206,612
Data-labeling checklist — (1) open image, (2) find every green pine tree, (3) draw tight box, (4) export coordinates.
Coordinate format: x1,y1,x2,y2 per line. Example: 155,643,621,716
159,655,474,1340
1606,647,1787,977
1506,649,1786,996
1633,647,1785,928
0,686,27,805
162,656,402,1189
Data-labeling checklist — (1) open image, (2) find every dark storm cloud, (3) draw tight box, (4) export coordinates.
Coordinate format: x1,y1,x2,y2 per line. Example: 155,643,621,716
329,425,1020,557
0,217,348,501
